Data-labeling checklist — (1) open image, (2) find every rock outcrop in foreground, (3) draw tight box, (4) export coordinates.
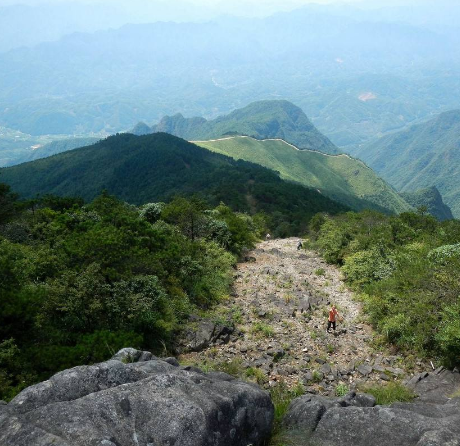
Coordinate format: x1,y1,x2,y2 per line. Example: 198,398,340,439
0,348,274,446
283,369,460,446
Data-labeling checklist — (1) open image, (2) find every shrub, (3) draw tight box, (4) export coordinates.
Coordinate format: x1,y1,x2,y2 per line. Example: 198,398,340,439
315,220,350,264
335,383,349,397
270,381,305,434
212,358,245,378
435,304,460,367
311,370,323,383
139,202,165,224
428,243,460,266
342,247,395,286
246,367,268,385
251,322,275,338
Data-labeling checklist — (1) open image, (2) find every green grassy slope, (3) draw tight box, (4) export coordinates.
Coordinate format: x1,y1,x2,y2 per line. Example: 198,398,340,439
196,136,411,214
356,110,460,217
149,100,341,155
0,133,347,234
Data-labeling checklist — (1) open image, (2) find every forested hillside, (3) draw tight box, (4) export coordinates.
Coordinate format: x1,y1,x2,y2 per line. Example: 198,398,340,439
145,100,340,155
196,136,411,214
0,132,347,236
401,187,454,222
0,185,269,400
355,110,460,217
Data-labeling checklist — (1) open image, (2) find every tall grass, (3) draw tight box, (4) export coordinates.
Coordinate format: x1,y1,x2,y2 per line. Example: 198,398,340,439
360,382,415,405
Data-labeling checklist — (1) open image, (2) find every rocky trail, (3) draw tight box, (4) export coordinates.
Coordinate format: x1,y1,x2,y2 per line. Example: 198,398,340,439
3,239,460,446
180,238,429,395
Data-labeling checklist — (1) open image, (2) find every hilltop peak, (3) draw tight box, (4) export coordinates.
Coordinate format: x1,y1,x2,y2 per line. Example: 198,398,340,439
143,100,340,155
132,122,152,136
228,99,304,115
220,100,315,131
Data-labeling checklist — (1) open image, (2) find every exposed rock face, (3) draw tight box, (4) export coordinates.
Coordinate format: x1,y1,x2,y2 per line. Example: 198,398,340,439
283,376,460,446
177,318,237,353
405,367,460,404
283,392,376,434
312,401,460,446
0,349,274,446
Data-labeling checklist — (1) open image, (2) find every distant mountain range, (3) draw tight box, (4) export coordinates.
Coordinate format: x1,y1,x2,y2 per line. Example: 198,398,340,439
1,99,455,220
20,138,99,164
0,126,102,168
0,133,347,235
134,100,340,155
0,6,459,148
355,110,460,217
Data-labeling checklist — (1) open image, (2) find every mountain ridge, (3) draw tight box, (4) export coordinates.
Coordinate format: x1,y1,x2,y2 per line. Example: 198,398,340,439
0,132,347,235
195,135,411,214
135,100,341,155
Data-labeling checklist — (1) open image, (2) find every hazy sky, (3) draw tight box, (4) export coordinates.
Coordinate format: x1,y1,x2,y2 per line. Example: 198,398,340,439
0,0,456,27
0,0,414,9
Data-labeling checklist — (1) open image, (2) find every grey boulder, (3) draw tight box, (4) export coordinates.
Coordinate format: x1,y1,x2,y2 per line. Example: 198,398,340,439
283,392,376,434
178,318,235,352
282,388,460,446
406,367,460,404
0,349,273,446
312,399,460,446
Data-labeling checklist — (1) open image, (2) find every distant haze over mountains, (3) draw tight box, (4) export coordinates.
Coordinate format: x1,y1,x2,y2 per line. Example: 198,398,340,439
0,3,458,150
354,110,460,218
1,1,459,53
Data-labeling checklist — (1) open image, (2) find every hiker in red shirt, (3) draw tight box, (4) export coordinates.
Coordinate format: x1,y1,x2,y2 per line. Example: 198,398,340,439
327,305,341,333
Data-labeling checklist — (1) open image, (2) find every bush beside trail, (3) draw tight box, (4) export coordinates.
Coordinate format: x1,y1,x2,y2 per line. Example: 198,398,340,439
310,210,460,367
0,187,264,401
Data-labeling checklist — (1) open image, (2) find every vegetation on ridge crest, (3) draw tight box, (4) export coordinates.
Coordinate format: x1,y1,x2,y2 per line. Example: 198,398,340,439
0,132,347,237
196,136,411,215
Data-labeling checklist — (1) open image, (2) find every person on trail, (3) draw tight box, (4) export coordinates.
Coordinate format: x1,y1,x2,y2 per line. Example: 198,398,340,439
266,233,271,240
327,305,341,333
297,240,303,250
